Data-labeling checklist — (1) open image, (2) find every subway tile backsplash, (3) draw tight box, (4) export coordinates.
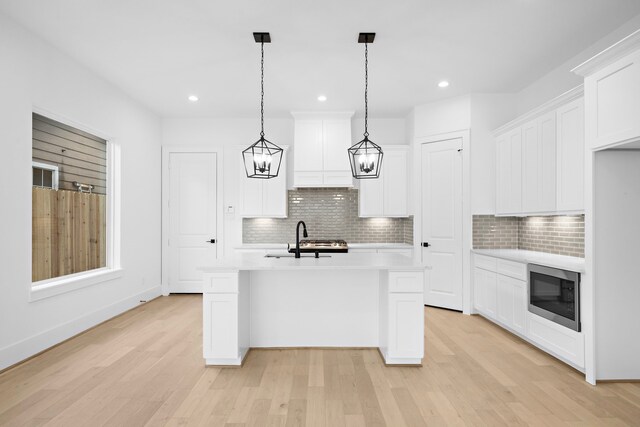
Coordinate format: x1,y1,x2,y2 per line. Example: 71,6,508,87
473,214,585,258
243,188,413,244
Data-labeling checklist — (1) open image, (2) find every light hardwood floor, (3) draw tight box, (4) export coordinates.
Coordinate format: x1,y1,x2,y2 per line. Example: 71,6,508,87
1,295,639,426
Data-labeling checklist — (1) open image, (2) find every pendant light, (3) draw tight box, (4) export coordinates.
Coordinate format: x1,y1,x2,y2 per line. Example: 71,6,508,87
243,32,283,179
348,33,383,179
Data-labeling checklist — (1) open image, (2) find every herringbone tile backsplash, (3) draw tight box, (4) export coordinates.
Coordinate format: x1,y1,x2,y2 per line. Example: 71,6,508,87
473,214,585,258
243,188,413,244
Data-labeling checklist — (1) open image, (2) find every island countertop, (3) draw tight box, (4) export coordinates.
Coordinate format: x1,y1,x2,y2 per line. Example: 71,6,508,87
200,252,423,273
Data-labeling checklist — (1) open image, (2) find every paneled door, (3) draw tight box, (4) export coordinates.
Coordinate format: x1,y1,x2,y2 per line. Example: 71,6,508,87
421,138,463,311
168,152,218,293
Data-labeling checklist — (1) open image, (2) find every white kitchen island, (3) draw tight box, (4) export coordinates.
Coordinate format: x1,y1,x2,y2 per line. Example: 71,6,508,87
200,252,425,366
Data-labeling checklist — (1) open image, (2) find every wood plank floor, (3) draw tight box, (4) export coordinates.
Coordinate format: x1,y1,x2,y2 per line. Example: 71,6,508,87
1,295,639,426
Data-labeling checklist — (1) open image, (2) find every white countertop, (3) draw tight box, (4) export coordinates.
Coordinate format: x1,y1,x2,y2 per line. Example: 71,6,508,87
235,243,413,250
201,252,423,273
472,249,585,273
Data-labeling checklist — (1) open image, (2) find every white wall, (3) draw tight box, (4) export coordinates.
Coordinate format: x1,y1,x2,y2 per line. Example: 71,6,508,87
412,95,471,139
516,14,640,115
0,14,162,370
351,118,407,145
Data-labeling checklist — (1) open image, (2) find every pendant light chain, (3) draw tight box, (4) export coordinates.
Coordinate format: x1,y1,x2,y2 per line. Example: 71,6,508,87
364,42,369,138
260,40,265,138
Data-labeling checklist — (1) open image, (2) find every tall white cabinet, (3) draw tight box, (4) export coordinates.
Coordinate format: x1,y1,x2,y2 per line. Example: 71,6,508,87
292,112,354,187
359,146,409,217
495,88,585,215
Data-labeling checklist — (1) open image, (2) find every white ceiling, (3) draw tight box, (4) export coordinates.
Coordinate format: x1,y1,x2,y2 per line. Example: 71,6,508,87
2,0,640,118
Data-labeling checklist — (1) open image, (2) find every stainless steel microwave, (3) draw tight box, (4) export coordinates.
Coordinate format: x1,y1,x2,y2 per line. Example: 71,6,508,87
528,264,580,332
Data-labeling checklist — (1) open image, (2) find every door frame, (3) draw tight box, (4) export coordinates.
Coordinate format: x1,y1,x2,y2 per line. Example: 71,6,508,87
161,146,224,296
413,130,471,314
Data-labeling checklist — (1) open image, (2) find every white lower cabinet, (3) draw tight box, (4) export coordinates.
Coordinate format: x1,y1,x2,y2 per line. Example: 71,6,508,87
472,253,585,369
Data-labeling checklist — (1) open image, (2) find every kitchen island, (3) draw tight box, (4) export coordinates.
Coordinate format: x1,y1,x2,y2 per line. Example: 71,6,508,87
200,252,425,366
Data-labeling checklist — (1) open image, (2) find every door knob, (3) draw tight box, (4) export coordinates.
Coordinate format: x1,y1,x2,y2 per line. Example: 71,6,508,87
206,239,216,244
422,242,431,248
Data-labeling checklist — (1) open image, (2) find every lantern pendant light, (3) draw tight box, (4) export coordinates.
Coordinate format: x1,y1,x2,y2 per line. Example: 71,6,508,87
348,32,383,179
243,32,283,179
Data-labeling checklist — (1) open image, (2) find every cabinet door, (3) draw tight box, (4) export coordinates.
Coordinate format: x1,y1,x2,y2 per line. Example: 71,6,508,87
239,164,263,217
522,114,556,214
557,99,585,212
383,149,408,216
497,274,514,327
586,50,640,150
496,129,522,214
262,150,288,217
322,119,351,172
512,278,527,335
473,267,486,314
359,177,383,216
294,119,323,171
521,119,539,213
484,269,497,320
387,292,424,358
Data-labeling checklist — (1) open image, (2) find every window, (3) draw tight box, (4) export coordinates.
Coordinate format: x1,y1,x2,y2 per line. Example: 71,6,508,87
32,113,110,284
32,161,59,189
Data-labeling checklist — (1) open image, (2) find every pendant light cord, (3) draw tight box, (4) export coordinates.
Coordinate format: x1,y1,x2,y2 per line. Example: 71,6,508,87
260,40,265,138
364,42,369,139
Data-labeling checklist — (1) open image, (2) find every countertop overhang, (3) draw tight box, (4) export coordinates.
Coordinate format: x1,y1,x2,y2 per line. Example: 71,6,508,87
472,249,585,273
200,252,423,273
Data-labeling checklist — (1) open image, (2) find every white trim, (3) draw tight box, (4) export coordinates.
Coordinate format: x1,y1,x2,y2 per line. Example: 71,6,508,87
161,145,225,296
413,129,472,315
1,286,161,372
492,86,584,137
31,161,59,190
30,268,123,301
572,28,640,77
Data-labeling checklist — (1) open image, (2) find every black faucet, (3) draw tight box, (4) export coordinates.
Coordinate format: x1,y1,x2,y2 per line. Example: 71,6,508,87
294,221,308,258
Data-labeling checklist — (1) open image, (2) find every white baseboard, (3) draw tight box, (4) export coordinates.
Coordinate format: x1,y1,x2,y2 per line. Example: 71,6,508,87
0,285,162,372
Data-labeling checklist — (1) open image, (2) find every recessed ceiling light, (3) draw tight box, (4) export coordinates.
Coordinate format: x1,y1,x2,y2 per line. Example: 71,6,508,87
438,81,450,88
188,95,199,102
317,95,327,102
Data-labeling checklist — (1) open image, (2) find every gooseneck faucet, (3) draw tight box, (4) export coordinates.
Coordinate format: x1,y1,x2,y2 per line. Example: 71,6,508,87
295,221,308,258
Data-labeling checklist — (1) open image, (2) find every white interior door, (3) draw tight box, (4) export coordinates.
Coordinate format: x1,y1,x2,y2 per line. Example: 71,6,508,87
168,152,218,293
421,139,463,311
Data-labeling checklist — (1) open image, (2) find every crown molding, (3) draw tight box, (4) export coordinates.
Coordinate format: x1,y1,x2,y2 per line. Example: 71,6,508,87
572,28,640,77
492,85,584,136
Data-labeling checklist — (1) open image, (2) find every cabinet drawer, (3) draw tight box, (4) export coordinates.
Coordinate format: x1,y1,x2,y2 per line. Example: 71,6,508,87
203,273,239,293
474,254,497,272
527,312,584,368
497,259,527,281
388,271,424,293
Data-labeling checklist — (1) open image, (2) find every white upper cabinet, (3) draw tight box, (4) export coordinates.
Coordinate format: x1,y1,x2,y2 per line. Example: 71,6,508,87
239,146,288,218
582,49,640,150
494,88,584,216
556,99,585,212
292,112,354,187
496,128,522,215
572,30,640,150
359,146,409,217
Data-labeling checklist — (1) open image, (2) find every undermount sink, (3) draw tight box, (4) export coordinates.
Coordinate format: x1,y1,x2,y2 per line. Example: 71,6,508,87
264,253,331,259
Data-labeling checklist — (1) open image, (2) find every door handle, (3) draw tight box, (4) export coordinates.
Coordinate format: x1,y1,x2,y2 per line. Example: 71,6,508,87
206,239,216,244
422,242,431,248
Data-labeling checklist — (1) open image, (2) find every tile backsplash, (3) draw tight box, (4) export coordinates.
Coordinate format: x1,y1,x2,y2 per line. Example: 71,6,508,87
473,214,585,258
243,188,413,244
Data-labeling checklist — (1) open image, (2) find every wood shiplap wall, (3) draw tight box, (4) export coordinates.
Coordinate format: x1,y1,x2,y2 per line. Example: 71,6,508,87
32,188,106,282
32,113,107,195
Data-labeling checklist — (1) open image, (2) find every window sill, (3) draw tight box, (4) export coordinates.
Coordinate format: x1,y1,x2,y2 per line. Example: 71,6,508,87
30,268,123,302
